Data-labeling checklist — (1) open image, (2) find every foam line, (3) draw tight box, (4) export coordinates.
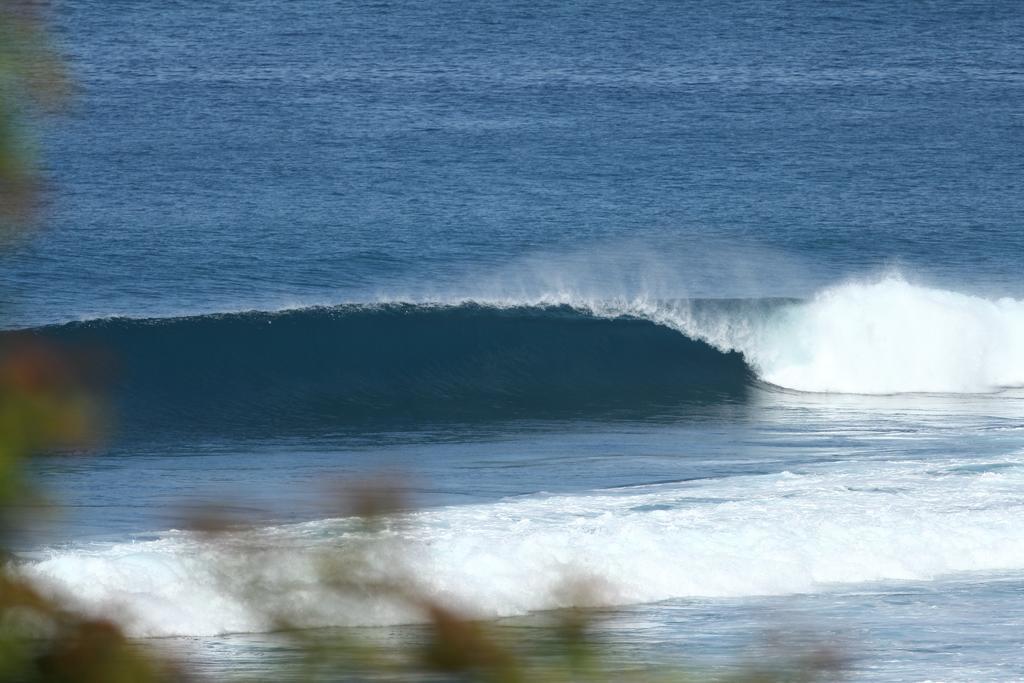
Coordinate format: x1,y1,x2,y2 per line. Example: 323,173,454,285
22,454,1024,637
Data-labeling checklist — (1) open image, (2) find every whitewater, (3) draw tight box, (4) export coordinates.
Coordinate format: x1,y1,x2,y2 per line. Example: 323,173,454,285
21,450,1024,638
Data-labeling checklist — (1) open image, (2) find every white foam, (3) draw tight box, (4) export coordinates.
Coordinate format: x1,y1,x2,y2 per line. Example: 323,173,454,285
464,274,1024,395
22,454,1024,637
695,276,1024,394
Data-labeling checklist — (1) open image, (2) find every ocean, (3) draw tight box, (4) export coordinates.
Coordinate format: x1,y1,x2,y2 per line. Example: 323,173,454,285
5,0,1024,679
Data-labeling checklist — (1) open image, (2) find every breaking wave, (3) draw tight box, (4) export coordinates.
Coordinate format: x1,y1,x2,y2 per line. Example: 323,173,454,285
7,275,1024,438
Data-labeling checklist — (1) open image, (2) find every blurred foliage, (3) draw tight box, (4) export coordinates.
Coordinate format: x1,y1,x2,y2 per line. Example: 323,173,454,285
0,0,68,236
0,4,845,682
0,340,98,534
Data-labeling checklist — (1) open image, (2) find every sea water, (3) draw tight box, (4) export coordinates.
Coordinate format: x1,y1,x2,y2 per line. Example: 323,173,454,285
5,1,1024,680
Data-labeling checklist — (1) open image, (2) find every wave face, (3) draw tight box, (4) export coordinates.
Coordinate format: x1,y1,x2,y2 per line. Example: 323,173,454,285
23,452,1024,637
20,303,753,437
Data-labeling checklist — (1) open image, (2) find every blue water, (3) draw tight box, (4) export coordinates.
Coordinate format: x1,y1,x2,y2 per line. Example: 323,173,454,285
6,1,1024,680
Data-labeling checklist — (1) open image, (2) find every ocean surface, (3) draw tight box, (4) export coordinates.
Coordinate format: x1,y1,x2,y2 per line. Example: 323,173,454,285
5,0,1024,680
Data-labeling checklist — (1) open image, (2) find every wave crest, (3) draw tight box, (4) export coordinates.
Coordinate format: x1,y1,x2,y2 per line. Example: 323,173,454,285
20,303,751,437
